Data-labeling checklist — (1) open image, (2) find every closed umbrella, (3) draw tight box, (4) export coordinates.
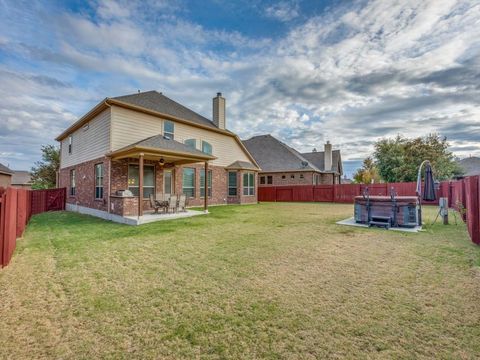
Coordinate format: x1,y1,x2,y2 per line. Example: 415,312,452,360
423,162,436,201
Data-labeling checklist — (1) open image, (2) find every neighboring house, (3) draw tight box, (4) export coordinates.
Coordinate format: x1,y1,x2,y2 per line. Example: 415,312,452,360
0,163,13,188
456,156,480,177
242,134,343,187
11,171,32,189
56,91,260,221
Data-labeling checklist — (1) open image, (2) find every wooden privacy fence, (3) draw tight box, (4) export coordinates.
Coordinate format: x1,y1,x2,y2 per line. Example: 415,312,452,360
258,178,480,245
0,187,66,268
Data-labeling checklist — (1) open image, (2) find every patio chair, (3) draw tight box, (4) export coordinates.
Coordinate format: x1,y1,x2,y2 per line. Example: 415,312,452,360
149,194,162,214
168,195,178,213
178,194,187,212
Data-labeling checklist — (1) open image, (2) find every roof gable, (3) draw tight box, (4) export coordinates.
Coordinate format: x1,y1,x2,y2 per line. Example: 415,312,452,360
0,163,13,175
112,91,217,130
242,134,320,172
301,150,342,174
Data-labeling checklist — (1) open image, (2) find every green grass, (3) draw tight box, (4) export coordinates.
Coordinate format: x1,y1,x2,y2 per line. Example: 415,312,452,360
0,203,479,359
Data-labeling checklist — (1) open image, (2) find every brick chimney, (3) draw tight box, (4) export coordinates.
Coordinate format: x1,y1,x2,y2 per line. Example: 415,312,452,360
213,92,226,129
324,141,332,171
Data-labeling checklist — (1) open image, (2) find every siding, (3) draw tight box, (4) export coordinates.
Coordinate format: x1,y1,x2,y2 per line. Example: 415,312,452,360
60,109,111,169
111,106,251,167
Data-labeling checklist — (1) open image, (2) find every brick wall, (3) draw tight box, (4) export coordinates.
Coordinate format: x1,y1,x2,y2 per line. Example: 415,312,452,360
0,173,12,188
59,156,110,211
61,157,258,216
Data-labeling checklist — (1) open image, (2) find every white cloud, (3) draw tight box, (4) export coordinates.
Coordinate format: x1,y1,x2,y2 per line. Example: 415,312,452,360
265,1,300,22
1,0,480,172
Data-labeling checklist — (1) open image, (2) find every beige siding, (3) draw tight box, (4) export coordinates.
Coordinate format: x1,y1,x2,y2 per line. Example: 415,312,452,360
111,106,251,167
60,109,111,169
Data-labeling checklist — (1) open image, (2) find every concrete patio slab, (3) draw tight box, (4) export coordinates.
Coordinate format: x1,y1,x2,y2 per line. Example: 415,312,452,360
336,217,422,233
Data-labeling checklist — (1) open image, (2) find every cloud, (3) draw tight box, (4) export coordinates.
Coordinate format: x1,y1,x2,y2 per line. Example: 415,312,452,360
265,1,300,22
0,0,479,172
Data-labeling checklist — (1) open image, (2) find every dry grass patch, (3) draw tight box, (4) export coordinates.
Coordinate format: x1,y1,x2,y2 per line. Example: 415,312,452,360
0,203,479,358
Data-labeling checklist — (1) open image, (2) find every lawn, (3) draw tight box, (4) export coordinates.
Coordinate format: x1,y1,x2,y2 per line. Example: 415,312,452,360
0,203,479,359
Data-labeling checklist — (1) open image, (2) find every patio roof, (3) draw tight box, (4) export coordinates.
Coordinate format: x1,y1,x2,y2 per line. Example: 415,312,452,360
107,134,216,164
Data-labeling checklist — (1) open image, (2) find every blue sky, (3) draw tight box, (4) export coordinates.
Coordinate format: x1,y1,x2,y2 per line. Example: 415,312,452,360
1,0,479,177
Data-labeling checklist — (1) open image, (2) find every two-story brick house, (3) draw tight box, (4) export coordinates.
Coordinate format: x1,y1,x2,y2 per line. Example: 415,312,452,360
242,134,342,187
56,91,260,223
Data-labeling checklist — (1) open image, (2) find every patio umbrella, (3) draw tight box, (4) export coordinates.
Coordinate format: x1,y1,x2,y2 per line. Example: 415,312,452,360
422,162,436,201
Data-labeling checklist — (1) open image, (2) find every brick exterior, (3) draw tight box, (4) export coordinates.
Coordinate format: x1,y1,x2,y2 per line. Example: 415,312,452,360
0,173,12,188
60,157,258,217
258,171,341,187
59,156,110,212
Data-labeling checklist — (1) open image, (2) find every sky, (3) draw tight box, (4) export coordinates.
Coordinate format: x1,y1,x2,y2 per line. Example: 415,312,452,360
0,0,479,178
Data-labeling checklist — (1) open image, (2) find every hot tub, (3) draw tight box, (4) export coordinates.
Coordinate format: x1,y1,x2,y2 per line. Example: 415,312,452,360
354,195,419,228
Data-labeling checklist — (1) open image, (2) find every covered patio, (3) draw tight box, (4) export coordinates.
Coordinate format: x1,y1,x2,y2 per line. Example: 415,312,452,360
107,135,216,221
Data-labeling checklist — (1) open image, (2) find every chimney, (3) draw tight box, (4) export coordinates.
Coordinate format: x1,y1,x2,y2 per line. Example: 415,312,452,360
324,141,332,171
213,92,226,129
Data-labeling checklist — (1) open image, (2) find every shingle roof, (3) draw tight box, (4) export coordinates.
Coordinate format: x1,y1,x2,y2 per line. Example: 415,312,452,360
242,134,321,172
11,171,32,185
226,161,258,171
0,163,13,175
301,150,342,174
112,91,218,130
115,134,215,159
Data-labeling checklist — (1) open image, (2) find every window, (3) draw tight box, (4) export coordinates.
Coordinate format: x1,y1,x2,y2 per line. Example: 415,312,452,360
228,171,237,196
68,136,73,154
200,169,212,198
300,174,304,179
282,175,286,180
95,163,104,199
260,176,265,185
185,139,196,149
243,172,255,196
163,120,174,140
313,174,320,185
70,169,76,196
291,174,295,179
202,141,212,155
267,176,273,184
128,164,155,198
182,168,195,198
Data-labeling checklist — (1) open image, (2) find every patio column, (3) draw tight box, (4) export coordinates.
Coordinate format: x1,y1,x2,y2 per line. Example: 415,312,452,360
138,153,144,218
204,161,208,213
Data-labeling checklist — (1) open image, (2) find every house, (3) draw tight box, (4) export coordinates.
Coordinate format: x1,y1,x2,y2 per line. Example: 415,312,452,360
455,156,480,178
11,171,32,189
0,163,13,188
56,91,260,223
242,134,343,186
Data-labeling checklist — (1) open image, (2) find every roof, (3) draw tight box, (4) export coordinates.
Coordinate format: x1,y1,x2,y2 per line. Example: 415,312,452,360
0,163,13,175
112,91,219,130
301,150,343,174
11,171,32,185
109,134,216,160
456,157,480,176
226,161,259,171
242,134,321,173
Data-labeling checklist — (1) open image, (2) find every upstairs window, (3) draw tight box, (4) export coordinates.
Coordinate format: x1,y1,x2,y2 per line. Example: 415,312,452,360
185,139,196,149
128,164,155,199
267,176,273,184
243,172,255,196
200,169,212,198
182,168,195,198
228,171,237,196
202,141,212,155
164,120,174,140
95,163,104,199
260,176,266,185
70,169,76,196
68,136,73,154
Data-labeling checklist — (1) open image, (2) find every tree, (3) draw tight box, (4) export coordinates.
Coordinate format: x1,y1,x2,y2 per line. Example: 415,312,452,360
373,134,462,182
31,145,60,189
353,157,381,184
